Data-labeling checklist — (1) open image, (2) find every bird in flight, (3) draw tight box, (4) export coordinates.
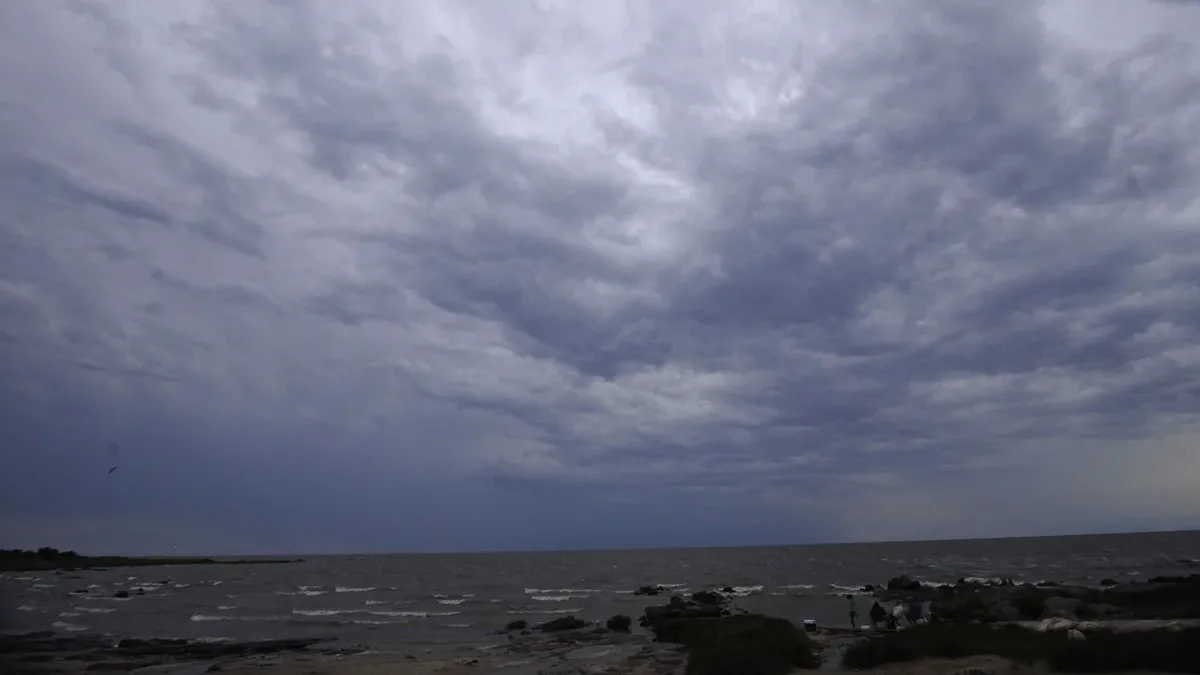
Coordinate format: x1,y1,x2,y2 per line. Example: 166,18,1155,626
108,466,118,474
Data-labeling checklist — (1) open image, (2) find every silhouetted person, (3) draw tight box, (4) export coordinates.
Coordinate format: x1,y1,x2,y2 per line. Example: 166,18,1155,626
906,598,923,626
869,600,887,629
845,594,858,628
890,601,905,629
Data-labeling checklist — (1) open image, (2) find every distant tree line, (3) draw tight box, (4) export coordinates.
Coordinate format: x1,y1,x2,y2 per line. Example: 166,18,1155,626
0,547,81,558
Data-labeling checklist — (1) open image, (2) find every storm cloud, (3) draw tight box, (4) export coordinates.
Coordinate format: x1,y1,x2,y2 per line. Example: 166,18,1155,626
1,0,1198,554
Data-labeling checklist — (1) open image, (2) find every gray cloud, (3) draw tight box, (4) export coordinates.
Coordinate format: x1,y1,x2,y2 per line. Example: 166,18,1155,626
1,0,1198,553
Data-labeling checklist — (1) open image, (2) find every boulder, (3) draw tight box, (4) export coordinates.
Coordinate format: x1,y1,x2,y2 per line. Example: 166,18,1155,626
1042,596,1083,620
641,594,728,629
538,616,588,632
605,614,632,632
886,575,922,592
634,585,664,596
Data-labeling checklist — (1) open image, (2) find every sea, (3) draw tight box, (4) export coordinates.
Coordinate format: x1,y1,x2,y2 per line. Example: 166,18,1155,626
3,531,1198,653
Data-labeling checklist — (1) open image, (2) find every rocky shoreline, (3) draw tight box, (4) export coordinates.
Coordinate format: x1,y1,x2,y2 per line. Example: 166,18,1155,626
5,573,1199,674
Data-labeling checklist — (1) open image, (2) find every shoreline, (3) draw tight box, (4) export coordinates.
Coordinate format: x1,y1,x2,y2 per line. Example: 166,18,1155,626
5,567,1199,673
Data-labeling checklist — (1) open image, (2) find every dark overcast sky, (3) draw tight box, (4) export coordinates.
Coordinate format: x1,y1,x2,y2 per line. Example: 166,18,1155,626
2,0,1199,555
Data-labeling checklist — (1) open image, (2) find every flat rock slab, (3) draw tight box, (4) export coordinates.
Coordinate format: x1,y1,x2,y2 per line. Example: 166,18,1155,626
564,644,645,661
128,663,219,675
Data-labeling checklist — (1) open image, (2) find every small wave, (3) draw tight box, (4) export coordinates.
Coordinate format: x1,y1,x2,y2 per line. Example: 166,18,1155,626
217,605,236,610
292,609,351,617
291,608,458,618
524,588,600,594
173,583,191,588
443,623,474,628
370,610,459,618
52,621,89,632
31,583,56,590
191,614,286,623
17,605,37,611
75,607,115,614
723,585,762,597
961,576,1006,586
335,587,376,593
365,600,387,606
658,583,686,588
59,611,82,617
531,595,591,602
437,598,467,605
276,590,328,596
506,608,582,615
780,584,815,590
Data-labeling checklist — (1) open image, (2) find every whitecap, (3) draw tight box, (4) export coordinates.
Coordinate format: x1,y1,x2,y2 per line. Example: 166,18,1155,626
370,610,459,618
76,607,115,614
59,611,82,618
217,605,236,610
17,605,37,611
524,588,600,594
292,609,349,617
780,584,815,590
532,595,588,602
365,600,387,606
335,587,375,593
190,614,285,622
52,621,89,632
506,608,582,615
437,598,466,605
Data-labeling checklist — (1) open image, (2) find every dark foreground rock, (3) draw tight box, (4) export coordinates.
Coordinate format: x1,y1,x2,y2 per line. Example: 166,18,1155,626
842,622,1200,672
640,592,821,675
0,631,333,674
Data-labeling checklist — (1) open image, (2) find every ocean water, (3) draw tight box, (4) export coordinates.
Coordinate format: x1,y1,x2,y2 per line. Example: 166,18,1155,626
3,531,1197,651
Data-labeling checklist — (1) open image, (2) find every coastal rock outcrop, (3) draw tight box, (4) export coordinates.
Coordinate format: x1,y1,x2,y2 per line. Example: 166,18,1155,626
889,573,1200,624
639,592,821,674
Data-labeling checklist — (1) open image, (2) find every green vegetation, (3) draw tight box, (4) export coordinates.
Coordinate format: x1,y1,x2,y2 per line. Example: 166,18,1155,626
841,623,1200,673
0,547,302,572
606,614,632,632
650,614,821,675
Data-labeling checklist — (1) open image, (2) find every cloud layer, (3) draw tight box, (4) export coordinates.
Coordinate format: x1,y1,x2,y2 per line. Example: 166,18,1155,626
2,0,1199,553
